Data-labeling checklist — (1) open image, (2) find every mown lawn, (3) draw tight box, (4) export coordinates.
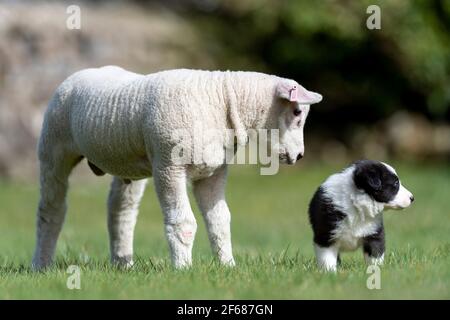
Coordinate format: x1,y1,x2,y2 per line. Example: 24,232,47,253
0,162,449,299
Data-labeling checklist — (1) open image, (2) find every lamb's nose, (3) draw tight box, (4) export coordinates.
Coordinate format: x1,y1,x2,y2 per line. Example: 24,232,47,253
296,153,304,161
410,195,415,202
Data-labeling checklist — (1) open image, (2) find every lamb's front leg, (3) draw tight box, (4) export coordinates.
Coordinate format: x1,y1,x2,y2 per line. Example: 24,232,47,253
193,166,235,266
154,167,197,268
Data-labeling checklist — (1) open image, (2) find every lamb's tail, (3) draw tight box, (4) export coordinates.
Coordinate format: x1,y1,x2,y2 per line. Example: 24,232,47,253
37,81,75,161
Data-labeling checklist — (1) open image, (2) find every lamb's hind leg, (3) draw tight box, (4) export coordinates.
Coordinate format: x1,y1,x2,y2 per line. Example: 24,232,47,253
32,152,82,270
108,177,147,267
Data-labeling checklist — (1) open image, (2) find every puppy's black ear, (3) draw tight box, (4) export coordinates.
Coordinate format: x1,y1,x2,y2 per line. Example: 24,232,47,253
353,162,382,192
367,173,382,191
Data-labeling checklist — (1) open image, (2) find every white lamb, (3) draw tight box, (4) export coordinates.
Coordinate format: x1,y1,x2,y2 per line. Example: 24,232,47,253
32,66,322,270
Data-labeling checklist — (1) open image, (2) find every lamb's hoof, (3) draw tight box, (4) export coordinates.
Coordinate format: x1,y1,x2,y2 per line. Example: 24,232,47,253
173,260,193,270
111,255,134,269
31,260,50,272
221,258,236,267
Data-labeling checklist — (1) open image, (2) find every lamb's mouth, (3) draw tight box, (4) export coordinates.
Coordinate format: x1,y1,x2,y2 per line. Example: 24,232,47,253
279,153,295,165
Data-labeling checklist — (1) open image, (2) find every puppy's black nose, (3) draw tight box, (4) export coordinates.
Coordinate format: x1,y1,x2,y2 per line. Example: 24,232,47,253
410,195,415,202
296,153,304,161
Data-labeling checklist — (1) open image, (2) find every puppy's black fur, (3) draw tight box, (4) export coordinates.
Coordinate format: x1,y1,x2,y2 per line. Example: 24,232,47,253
353,160,400,203
308,186,346,248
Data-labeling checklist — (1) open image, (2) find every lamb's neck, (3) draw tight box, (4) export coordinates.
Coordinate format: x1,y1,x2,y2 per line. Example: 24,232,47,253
223,72,276,144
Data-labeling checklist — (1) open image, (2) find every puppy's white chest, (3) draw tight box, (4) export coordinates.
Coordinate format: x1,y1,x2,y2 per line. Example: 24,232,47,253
334,219,379,251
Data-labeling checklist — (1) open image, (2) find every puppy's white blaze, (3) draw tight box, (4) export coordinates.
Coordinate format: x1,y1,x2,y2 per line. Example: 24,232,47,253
314,244,338,272
381,162,413,209
387,183,413,209
364,253,384,266
381,162,397,174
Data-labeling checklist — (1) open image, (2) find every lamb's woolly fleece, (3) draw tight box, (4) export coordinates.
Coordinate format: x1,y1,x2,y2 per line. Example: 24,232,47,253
44,66,296,179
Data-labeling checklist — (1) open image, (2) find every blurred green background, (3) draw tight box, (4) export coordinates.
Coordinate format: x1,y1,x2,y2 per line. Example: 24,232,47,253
0,0,449,179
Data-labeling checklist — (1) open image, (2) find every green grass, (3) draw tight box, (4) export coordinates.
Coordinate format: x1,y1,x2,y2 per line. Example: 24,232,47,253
0,162,449,299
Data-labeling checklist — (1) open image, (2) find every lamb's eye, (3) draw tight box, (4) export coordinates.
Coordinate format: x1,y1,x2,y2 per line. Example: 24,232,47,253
293,109,302,116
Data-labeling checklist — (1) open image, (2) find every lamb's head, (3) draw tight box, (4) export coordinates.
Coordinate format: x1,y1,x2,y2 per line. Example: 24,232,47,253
271,79,322,164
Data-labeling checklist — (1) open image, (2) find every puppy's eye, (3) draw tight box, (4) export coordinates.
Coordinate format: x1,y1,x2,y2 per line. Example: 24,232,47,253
293,109,302,116
394,180,399,187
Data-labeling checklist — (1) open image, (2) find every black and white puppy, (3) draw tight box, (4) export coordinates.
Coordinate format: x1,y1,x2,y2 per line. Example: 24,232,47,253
308,160,414,272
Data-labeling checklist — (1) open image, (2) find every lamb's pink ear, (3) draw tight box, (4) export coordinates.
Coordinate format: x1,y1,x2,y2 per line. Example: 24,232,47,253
276,81,323,104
